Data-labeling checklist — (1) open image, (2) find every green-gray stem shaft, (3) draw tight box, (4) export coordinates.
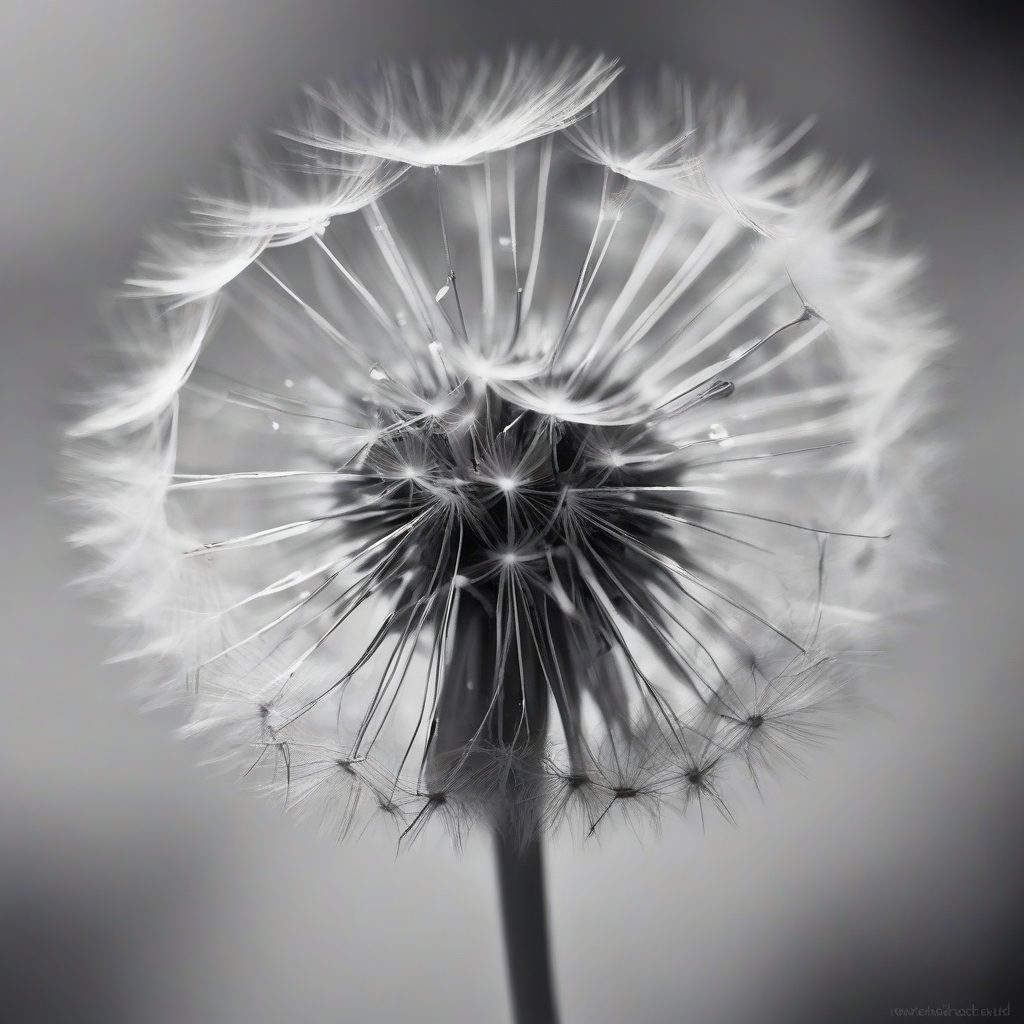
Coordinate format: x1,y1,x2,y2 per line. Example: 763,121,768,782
494,829,559,1024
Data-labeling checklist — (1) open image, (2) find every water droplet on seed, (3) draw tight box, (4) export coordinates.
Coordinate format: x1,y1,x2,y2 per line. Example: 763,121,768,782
708,423,734,447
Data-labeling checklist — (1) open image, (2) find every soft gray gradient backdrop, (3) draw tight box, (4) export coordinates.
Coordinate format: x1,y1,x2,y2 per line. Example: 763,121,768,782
1,2,1021,1021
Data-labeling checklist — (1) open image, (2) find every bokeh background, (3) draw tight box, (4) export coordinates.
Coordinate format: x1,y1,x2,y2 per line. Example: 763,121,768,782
1,2,1022,1021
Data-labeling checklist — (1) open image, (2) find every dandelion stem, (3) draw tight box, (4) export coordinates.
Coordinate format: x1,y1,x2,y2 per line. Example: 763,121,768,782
494,829,559,1024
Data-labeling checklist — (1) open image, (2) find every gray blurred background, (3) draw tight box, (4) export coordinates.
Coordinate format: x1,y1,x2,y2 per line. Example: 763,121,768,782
1,2,1022,1021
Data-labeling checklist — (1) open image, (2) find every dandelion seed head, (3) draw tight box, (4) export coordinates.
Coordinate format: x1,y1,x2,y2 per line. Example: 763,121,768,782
67,50,946,847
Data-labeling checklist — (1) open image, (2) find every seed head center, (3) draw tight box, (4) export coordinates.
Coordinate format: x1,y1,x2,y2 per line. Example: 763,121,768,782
346,385,691,621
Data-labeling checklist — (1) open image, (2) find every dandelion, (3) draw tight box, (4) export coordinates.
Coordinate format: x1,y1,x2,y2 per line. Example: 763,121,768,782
68,50,944,1024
